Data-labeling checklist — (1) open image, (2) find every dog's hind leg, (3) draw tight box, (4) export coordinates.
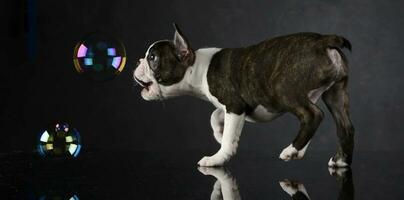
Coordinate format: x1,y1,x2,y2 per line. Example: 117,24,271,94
322,78,355,167
280,100,324,161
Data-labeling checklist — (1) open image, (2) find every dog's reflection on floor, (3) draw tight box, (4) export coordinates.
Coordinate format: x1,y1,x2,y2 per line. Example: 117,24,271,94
279,179,311,200
280,168,354,200
328,167,355,200
198,167,354,200
198,167,241,200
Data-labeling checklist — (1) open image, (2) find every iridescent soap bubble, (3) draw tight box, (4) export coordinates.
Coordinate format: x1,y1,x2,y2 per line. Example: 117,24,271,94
37,122,82,158
73,33,126,81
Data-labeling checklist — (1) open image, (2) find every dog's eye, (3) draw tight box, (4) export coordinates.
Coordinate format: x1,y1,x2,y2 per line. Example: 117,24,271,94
148,54,156,61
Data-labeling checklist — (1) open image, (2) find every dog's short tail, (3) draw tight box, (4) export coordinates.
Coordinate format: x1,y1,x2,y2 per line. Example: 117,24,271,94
322,35,352,52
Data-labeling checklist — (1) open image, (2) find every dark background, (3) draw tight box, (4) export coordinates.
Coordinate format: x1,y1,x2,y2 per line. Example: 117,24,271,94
2,0,403,155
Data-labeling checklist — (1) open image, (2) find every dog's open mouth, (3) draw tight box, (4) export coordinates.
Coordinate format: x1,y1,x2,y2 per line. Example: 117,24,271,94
135,77,153,91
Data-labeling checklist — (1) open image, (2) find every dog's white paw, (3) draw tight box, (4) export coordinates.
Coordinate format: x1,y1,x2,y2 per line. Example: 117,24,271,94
198,154,227,167
279,144,298,161
279,142,310,161
328,166,348,176
328,157,349,168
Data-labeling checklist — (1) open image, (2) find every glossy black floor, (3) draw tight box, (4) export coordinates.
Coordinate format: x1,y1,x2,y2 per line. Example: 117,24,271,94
1,149,403,199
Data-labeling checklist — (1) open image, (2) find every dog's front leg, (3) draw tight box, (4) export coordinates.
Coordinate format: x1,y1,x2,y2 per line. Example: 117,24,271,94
198,112,245,166
210,109,225,144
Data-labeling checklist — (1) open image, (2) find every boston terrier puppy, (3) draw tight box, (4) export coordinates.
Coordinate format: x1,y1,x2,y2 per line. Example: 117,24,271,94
134,23,354,167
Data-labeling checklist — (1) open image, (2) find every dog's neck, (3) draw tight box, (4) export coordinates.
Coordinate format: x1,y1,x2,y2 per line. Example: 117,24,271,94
160,48,222,100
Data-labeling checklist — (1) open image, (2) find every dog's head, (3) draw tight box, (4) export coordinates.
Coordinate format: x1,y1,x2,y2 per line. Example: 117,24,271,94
134,23,195,100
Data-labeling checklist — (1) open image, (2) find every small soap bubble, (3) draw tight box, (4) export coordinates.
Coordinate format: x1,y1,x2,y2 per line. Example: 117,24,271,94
37,122,82,159
73,32,126,81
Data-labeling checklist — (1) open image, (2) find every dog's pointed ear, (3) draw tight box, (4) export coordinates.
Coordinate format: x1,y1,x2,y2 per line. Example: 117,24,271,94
173,23,195,66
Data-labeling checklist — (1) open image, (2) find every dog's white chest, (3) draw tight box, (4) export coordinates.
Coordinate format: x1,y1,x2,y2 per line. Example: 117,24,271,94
195,48,226,110
202,80,225,109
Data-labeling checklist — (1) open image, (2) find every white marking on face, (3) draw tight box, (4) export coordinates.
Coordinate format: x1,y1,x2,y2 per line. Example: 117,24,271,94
134,40,170,101
134,58,160,100
145,40,170,58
